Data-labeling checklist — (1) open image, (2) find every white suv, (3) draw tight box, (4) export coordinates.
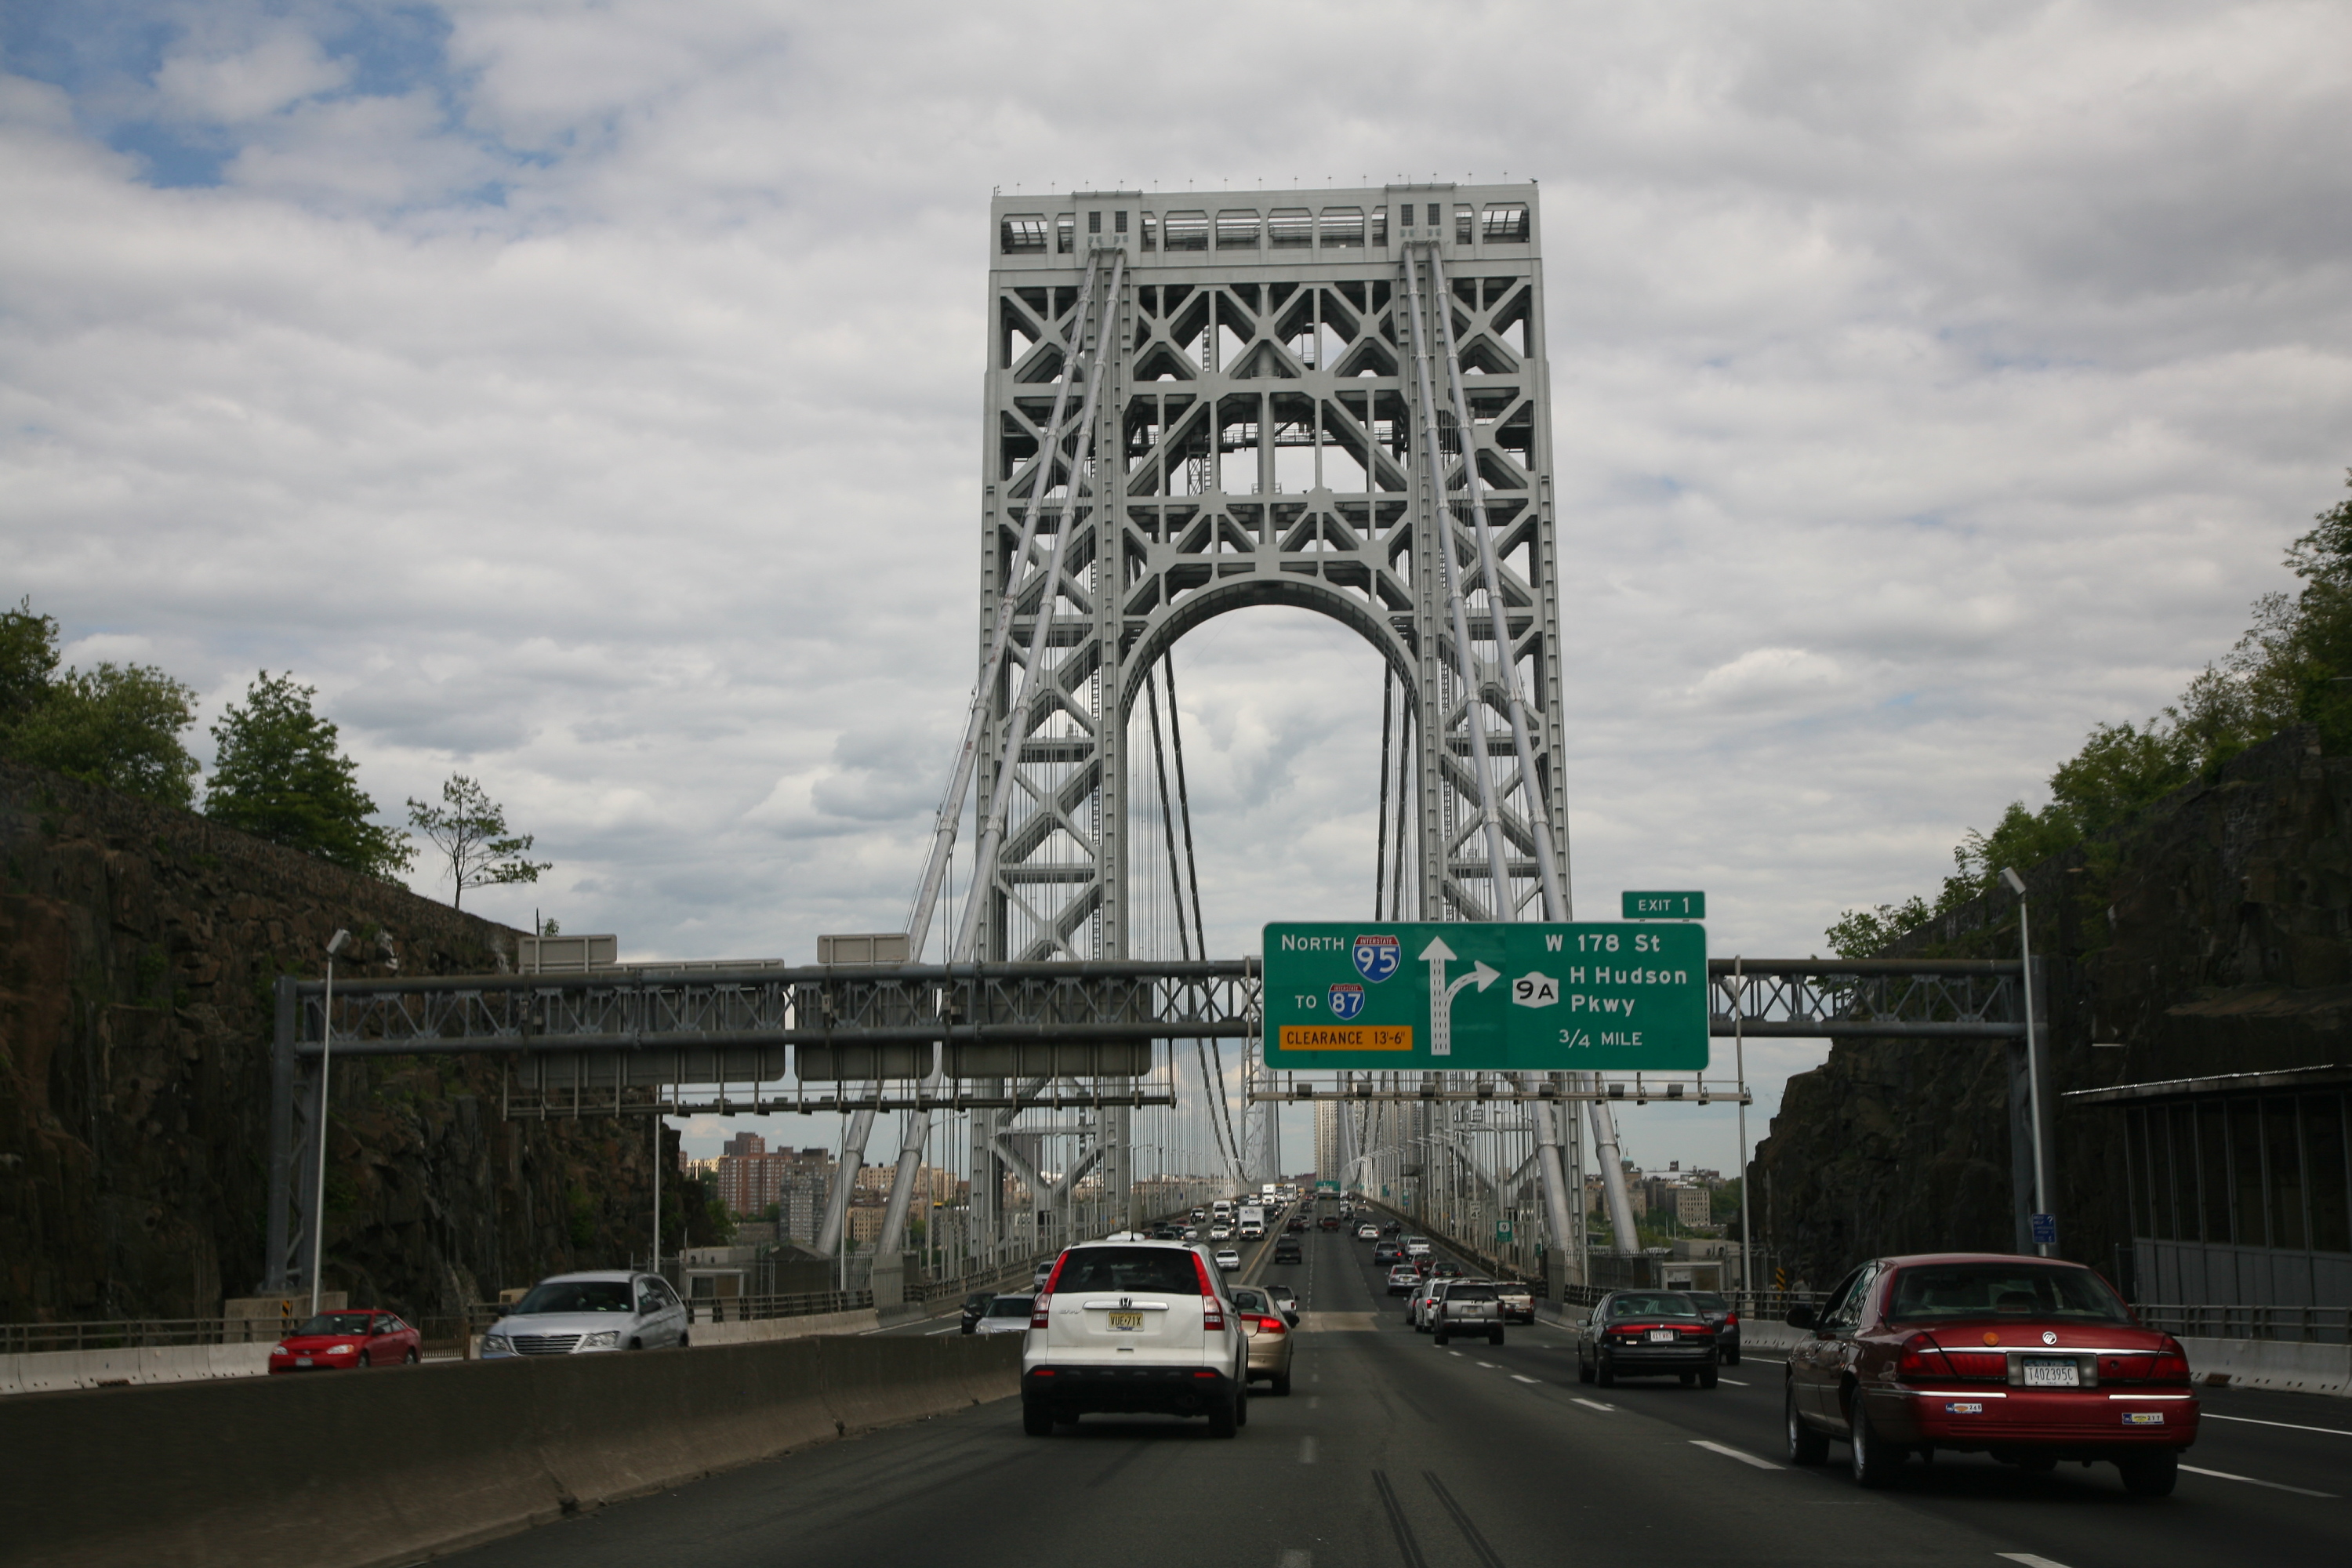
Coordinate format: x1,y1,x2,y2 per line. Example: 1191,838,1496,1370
1022,1240,1249,1438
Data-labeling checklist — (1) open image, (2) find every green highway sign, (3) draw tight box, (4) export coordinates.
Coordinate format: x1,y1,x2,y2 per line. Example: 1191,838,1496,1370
1621,891,1704,920
1261,921,1709,1072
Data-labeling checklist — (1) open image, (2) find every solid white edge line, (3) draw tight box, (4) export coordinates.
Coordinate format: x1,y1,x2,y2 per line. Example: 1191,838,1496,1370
924,1324,961,1335
1995,1554,2072,1568
2178,1464,2337,1499
1570,1397,1616,1413
1718,1377,1751,1385
2203,1412,2352,1438
1690,1439,1783,1471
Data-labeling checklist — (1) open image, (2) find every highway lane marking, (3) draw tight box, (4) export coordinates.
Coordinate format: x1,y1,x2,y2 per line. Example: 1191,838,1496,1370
1299,1436,1319,1465
1719,1377,1751,1385
1995,1555,2073,1568
924,1325,961,1335
1571,1397,1616,1414
1278,1552,1311,1568
1307,1396,1321,1409
1512,1374,1540,1385
1476,1361,1498,1368
1690,1439,1783,1471
1449,1351,1464,1358
2179,1464,2337,1498
2203,1412,2352,1437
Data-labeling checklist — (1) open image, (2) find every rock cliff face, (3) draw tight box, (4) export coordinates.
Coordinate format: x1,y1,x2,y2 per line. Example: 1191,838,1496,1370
1752,727,2352,1290
0,761,680,1325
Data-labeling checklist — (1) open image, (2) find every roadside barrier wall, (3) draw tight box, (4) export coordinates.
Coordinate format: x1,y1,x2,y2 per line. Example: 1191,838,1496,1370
2,1334,1022,1568
0,1341,273,1396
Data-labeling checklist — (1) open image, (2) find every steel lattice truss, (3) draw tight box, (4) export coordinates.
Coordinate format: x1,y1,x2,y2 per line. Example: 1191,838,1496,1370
978,183,1568,960
1706,958,2025,1039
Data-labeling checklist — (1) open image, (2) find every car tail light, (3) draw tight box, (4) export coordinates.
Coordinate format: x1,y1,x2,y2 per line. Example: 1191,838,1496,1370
1940,1349,2005,1379
1896,1333,1955,1381
1030,1296,1051,1329
1192,1251,1225,1330
2150,1338,2190,1384
1724,1312,1738,1327
1679,1324,1711,1337
1257,1315,1287,1335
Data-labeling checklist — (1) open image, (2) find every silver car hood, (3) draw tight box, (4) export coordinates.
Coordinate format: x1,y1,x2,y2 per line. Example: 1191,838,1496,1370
488,1312,644,1335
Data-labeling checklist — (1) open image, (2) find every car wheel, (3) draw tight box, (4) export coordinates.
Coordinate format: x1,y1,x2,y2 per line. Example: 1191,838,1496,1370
1489,1328,1504,1347
1698,1364,1719,1390
1787,1385,1830,1465
1235,1383,1248,1428
1271,1370,1291,1397
1209,1390,1238,1438
1433,1326,1450,1345
2118,1450,2178,1498
677,1331,690,1349
629,1338,643,1351
1053,1410,1081,1428
1679,1371,1697,1388
1849,1403,1901,1490
1022,1399,1054,1437
1577,1352,1595,1385
402,1348,419,1365
1594,1355,1615,1388
1724,1346,1740,1366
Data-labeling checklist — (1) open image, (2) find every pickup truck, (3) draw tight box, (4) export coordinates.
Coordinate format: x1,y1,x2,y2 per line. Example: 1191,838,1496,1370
1430,1280,1504,1347
1495,1282,1534,1323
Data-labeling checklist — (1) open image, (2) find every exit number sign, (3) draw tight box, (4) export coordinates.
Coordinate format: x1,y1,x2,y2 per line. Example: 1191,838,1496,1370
1622,891,1704,920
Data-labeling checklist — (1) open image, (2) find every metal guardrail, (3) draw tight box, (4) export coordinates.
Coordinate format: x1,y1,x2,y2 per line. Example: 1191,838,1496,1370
682,1289,871,1325
0,1315,486,1355
2132,1305,2351,1345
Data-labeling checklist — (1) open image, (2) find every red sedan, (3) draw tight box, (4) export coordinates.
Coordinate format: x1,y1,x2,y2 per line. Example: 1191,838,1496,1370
268,1309,422,1374
1785,1252,2196,1495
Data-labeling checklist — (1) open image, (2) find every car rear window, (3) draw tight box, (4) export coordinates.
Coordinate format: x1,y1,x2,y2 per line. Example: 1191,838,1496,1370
1446,1285,1496,1301
1607,1293,1701,1319
1054,1247,1202,1294
1684,1293,1729,1311
296,1312,376,1335
1885,1263,2132,1323
986,1296,1035,1318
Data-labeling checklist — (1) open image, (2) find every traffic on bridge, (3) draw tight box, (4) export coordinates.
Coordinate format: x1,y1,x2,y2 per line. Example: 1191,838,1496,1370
421,1199,2348,1568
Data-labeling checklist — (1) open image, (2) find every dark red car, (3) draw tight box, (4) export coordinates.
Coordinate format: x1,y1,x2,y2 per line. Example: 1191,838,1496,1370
268,1308,422,1374
1784,1252,2197,1495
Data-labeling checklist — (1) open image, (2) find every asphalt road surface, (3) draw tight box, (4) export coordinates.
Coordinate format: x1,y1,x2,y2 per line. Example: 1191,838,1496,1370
444,1225,2352,1568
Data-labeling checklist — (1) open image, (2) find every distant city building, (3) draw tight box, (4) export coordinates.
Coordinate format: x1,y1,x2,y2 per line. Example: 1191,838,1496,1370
1313,1102,1343,1184
715,1141,833,1222
1674,1187,1711,1228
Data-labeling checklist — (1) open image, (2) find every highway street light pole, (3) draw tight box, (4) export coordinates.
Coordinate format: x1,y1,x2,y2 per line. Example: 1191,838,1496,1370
309,928,350,1317
2000,868,2053,1258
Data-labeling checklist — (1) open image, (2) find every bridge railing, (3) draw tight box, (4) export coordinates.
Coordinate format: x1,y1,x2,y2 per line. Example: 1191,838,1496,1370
2131,1303,2351,1344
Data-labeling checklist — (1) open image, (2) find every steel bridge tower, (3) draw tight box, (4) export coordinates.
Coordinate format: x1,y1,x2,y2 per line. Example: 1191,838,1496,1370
882,183,1599,1276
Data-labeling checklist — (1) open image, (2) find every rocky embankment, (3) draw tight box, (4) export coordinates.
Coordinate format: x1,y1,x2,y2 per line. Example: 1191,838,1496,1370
1753,726,2352,1288
0,760,677,1325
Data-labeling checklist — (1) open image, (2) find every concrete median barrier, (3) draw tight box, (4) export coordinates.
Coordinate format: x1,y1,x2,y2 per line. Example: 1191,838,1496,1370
1,1334,1022,1568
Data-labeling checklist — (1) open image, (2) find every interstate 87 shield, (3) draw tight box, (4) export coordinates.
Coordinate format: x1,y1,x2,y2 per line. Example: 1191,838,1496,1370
1261,922,1709,1072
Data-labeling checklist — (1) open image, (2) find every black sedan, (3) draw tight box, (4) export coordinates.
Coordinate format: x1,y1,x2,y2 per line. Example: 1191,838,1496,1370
960,1292,995,1334
1573,1290,1720,1388
1682,1290,1740,1364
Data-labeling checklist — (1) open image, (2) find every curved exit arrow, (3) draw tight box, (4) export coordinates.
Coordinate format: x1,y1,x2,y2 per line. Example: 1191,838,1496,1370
1417,938,1501,1056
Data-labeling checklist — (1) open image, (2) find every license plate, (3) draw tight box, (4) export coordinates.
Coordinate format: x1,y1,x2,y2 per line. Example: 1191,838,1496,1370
2022,1356,2080,1388
2122,1411,2165,1425
1107,1312,1144,1331
1648,1329,1676,1343
296,1357,312,1367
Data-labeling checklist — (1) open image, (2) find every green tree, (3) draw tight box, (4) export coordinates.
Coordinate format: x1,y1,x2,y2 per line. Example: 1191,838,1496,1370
0,597,59,726
405,774,550,911
206,671,411,877
8,662,202,807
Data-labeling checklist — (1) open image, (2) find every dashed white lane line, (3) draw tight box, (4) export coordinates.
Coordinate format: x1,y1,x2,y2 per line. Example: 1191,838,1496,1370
1278,1551,1312,1568
1719,1377,1751,1386
2179,1464,2336,1499
1298,1436,1319,1465
1511,1374,1540,1385
1306,1396,1321,1410
1571,1397,1617,1414
1448,1351,1464,1358
1996,1555,2073,1568
1690,1439,1782,1471
1476,1361,1498,1368
2204,1412,2352,1438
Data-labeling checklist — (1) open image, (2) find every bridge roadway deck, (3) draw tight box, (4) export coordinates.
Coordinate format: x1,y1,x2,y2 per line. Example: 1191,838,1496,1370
442,1228,2351,1568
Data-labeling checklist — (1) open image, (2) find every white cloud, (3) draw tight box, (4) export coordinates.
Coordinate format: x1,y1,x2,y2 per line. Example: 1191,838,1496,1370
5,0,2351,1174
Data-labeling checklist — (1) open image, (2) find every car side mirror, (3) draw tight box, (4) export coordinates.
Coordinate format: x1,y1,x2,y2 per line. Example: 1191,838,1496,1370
1785,1305,1816,1329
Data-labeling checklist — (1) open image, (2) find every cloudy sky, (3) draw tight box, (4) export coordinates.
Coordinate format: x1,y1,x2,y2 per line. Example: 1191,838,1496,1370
7,1,2350,1176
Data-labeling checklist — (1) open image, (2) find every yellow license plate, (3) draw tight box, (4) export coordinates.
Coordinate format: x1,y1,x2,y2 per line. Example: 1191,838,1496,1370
1108,1311,1144,1331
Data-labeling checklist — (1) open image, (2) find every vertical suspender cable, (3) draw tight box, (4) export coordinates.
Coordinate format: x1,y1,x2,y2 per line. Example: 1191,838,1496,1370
1162,652,1247,1185
1374,662,1394,919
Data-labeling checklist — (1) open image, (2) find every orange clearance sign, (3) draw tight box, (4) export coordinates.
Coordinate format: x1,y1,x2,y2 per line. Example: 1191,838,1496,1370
1276,1025,1415,1051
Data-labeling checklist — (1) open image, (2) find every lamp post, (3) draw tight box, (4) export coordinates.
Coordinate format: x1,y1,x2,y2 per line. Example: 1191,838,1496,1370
310,928,351,1317
2000,867,2053,1258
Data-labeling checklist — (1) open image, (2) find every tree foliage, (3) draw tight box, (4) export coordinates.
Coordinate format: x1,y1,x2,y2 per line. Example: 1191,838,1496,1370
1828,471,2352,957
0,598,201,808
405,774,549,911
206,671,412,878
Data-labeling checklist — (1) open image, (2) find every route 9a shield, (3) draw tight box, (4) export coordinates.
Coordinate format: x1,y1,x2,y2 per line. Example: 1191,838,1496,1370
1263,921,1708,1071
